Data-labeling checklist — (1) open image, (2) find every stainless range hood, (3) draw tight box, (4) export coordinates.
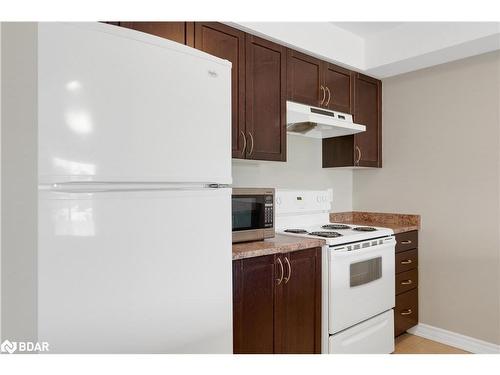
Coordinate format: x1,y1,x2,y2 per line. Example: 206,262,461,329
286,101,365,138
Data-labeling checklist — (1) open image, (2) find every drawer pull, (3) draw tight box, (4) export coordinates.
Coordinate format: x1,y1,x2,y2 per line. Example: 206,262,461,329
401,279,413,285
401,259,413,264
400,309,413,316
401,240,412,245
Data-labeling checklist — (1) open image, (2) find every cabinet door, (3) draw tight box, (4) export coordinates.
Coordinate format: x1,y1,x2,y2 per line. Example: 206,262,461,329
323,63,353,113
287,49,322,107
194,22,246,159
354,73,382,167
119,22,191,45
233,255,277,354
276,248,321,354
245,35,287,161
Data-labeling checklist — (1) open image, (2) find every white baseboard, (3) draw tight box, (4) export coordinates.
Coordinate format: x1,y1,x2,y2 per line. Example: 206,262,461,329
407,323,500,354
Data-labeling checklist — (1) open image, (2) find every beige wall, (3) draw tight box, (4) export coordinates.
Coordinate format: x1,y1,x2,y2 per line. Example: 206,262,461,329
232,134,353,213
353,51,500,344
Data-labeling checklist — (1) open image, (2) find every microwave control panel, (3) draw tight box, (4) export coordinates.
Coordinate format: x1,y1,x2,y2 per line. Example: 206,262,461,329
264,195,274,228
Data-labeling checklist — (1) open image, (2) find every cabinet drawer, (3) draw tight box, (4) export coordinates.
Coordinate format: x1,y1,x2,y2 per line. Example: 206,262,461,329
395,231,418,253
395,249,418,274
395,288,418,336
395,269,418,295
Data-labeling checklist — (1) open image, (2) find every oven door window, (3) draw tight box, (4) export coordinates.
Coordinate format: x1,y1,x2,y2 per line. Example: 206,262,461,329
232,196,265,232
350,257,382,287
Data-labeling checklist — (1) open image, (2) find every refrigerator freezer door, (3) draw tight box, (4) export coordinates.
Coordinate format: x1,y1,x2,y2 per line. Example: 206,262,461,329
38,188,232,353
38,23,231,185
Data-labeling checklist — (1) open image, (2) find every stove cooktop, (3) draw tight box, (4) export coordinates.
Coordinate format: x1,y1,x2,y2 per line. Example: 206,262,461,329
278,222,394,245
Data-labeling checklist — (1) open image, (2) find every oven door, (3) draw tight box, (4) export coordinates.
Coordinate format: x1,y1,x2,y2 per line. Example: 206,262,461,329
329,237,395,334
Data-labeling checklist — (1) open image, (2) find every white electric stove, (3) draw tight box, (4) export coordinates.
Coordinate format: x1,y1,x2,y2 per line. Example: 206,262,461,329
275,189,396,354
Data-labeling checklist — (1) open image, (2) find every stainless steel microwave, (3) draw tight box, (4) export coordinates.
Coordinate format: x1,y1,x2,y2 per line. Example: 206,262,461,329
232,188,275,243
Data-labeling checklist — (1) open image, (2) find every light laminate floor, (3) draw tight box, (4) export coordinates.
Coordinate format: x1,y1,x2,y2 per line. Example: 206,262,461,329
394,334,469,354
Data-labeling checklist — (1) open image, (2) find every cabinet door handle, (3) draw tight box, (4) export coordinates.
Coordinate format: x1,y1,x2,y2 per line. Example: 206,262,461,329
276,258,284,285
355,146,362,165
240,130,247,157
401,279,413,285
283,256,292,284
247,132,254,156
400,309,413,316
325,86,331,106
401,240,412,245
401,259,413,265
320,85,326,105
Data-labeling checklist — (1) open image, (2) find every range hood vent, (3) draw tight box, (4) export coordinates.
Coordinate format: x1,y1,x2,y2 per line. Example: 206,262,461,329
286,101,365,139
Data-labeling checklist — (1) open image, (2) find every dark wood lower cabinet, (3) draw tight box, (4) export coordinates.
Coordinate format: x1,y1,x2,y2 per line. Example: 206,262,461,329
395,288,419,336
233,248,321,354
276,248,322,353
233,255,276,353
394,231,419,337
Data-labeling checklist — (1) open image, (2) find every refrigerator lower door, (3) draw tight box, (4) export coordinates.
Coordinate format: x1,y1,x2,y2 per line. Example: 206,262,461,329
38,23,231,185
38,187,232,353
329,310,395,354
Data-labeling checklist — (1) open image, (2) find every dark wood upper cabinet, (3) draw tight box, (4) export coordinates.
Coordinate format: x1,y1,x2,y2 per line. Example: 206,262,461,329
287,51,353,113
287,50,322,107
193,22,246,159
111,22,382,167
276,248,321,354
322,73,382,168
233,255,276,354
233,248,321,354
353,73,382,167
323,63,353,113
245,35,287,162
118,22,193,45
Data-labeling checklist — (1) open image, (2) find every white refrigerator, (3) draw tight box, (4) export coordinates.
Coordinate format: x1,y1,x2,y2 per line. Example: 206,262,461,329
37,23,233,353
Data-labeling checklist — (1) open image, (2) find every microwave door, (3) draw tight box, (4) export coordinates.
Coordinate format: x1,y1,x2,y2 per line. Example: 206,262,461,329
232,196,265,232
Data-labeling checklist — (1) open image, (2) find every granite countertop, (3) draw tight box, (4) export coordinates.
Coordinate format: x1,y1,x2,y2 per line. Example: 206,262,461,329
232,234,325,260
330,211,421,234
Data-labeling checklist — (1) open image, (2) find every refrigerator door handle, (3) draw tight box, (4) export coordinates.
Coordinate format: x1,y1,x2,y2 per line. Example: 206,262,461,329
39,182,229,193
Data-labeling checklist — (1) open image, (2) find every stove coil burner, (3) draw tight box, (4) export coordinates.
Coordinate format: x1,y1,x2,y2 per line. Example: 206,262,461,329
308,231,343,238
284,229,308,234
321,224,352,230
352,226,377,232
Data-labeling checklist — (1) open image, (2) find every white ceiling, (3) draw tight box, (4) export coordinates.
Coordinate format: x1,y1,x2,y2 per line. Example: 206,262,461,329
232,22,500,78
330,22,405,38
